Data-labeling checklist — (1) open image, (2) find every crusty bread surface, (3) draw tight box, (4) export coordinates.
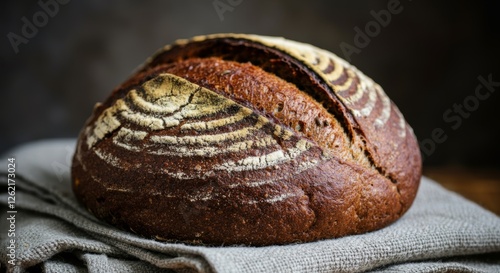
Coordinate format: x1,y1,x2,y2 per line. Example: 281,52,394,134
72,34,421,246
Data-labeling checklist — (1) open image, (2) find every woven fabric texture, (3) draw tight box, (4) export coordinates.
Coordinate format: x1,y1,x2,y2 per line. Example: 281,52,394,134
1,139,499,273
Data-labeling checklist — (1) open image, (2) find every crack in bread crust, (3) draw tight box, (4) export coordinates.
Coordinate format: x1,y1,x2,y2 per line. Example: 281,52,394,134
155,58,370,168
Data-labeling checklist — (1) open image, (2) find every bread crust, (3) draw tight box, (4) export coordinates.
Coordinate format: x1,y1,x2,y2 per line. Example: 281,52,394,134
72,34,421,246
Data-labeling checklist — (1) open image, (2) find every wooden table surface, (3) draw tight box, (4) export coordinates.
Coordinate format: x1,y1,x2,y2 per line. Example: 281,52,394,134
423,166,500,216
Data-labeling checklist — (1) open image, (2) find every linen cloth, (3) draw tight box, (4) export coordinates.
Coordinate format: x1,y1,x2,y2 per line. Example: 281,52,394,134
0,139,499,273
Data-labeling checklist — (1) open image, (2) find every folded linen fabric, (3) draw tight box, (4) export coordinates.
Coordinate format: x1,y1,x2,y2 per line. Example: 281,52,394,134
1,139,499,273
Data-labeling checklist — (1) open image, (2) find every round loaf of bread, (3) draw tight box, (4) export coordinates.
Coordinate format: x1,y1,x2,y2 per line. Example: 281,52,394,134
71,34,422,246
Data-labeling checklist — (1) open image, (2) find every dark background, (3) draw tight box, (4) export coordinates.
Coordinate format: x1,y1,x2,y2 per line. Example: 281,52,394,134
1,0,499,167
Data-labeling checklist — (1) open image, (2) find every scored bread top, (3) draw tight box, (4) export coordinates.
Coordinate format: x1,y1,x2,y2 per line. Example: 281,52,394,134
140,33,421,199
73,34,421,245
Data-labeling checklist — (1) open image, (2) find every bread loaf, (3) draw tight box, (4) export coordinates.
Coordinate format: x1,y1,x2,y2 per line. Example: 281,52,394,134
71,34,421,246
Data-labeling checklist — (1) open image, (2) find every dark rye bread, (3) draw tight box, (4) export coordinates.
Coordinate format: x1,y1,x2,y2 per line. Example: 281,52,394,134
72,34,421,246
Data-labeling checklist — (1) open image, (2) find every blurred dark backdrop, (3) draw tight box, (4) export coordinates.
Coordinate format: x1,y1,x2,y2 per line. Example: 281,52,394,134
1,0,499,167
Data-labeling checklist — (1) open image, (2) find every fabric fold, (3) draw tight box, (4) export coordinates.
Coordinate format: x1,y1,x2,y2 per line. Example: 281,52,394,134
1,139,499,273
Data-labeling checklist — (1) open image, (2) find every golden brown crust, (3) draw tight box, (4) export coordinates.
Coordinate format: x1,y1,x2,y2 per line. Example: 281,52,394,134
71,34,421,246
158,58,365,164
